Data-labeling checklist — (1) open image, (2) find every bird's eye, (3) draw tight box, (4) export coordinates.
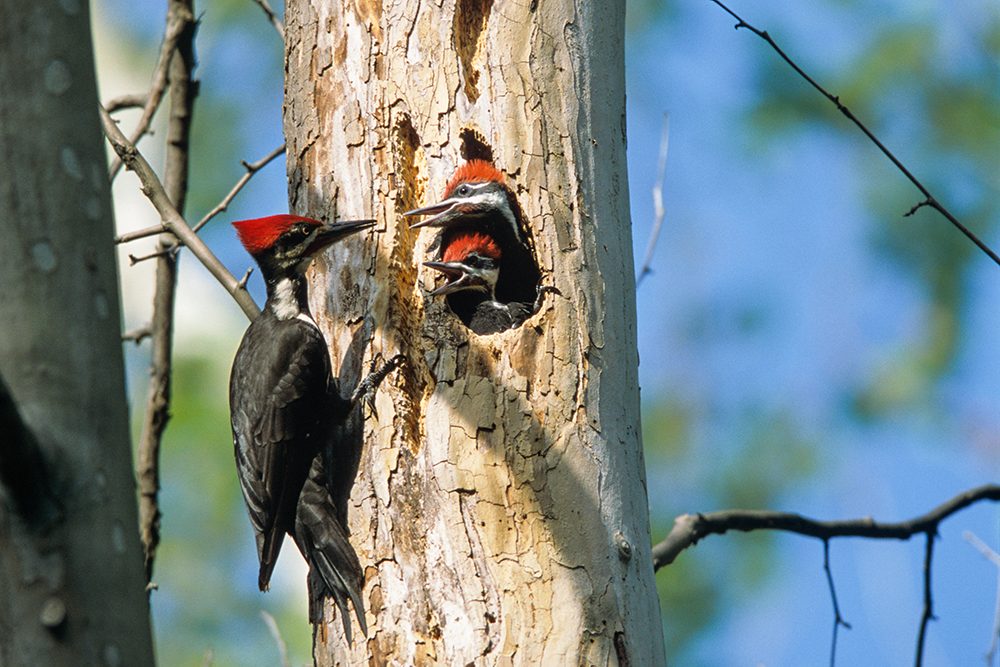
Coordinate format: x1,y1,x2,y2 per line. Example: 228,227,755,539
283,227,310,246
457,185,471,196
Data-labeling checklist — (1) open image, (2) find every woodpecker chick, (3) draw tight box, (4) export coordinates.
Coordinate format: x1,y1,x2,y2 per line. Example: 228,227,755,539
404,160,540,305
425,231,556,335
404,160,520,243
229,213,397,642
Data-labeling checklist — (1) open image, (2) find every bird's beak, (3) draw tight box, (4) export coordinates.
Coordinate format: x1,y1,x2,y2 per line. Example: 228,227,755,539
423,260,481,296
403,198,461,229
308,218,375,254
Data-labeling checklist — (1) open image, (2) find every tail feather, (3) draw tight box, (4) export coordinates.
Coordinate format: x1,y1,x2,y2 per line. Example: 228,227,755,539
295,456,366,641
257,530,284,591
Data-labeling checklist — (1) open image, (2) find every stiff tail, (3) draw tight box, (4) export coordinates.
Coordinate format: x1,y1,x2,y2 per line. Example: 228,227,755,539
295,456,367,642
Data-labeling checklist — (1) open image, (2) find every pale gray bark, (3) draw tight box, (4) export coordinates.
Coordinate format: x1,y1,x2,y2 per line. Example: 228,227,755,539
284,0,665,664
0,1,155,664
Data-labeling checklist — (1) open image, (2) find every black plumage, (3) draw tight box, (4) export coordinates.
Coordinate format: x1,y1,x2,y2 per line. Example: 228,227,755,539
229,215,381,642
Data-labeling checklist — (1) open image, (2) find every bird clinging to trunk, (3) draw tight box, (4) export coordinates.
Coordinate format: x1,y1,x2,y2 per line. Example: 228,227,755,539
229,214,402,642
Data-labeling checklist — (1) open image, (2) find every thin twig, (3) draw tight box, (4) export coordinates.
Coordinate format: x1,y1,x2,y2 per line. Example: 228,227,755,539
122,325,153,344
192,144,285,233
963,531,1000,664
237,267,254,289
108,9,192,180
652,484,1000,569
822,540,851,667
135,0,198,588
116,224,171,245
116,144,286,244
129,249,172,265
105,93,148,113
100,105,261,320
250,0,285,39
260,611,290,667
915,531,936,667
637,113,670,286
707,0,1000,268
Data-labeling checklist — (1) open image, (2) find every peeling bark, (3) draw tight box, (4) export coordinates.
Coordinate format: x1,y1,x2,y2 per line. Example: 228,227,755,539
284,1,664,664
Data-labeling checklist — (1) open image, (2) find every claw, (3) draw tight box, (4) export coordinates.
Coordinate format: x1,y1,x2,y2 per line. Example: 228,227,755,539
532,284,562,315
350,353,406,414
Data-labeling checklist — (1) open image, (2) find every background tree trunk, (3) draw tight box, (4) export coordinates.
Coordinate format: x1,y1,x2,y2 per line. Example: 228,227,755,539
0,1,155,664
284,0,665,664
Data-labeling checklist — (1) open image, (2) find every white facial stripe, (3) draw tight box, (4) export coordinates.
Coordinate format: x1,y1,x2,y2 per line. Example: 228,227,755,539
272,277,299,320
482,266,500,291
460,189,507,210
458,188,520,241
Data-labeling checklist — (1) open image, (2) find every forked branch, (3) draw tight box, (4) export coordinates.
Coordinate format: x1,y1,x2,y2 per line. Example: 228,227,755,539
653,484,1000,666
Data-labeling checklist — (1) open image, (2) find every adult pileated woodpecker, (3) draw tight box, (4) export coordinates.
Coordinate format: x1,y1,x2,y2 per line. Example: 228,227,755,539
403,160,540,305
424,231,556,335
229,214,400,642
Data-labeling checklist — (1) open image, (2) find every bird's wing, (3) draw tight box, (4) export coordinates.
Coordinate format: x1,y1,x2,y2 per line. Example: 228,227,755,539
229,315,331,590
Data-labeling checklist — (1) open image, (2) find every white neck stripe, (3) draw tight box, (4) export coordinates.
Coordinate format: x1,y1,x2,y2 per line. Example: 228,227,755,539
271,278,299,320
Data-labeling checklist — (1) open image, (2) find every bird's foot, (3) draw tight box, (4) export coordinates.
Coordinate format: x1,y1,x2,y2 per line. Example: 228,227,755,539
532,284,562,315
350,353,406,415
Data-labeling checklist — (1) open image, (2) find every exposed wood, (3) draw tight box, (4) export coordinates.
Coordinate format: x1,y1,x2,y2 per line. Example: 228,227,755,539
284,0,665,664
0,0,154,662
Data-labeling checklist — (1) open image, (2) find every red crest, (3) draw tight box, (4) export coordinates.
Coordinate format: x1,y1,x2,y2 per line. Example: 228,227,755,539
232,214,321,254
444,160,506,197
443,231,502,263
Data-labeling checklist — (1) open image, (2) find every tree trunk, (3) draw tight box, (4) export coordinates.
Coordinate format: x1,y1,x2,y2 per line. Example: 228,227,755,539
0,1,155,664
284,1,665,664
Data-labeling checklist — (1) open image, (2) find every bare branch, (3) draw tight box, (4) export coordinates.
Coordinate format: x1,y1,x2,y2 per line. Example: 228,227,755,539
653,485,1000,665
237,267,254,289
116,225,170,245
652,484,1000,570
135,0,200,588
637,113,670,286
250,0,285,40
107,9,192,180
122,325,153,344
100,104,260,320
115,144,285,244
707,0,1000,268
822,540,851,667
105,93,148,113
129,248,171,265
914,531,936,667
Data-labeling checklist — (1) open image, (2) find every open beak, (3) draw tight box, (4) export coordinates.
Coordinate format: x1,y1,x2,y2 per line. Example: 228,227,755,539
423,260,481,296
307,218,375,254
403,199,460,229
